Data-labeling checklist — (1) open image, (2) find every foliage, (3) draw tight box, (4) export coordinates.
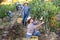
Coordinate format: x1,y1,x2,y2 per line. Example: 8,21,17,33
0,4,16,18
29,0,59,18
29,0,60,31
51,0,60,6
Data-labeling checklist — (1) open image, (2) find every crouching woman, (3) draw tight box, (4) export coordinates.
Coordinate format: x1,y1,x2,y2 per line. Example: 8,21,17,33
26,16,42,39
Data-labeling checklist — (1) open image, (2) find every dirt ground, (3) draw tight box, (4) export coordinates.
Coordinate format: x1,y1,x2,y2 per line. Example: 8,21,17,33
0,11,60,40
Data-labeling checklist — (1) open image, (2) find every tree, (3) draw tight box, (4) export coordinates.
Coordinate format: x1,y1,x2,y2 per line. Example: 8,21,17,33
29,0,59,32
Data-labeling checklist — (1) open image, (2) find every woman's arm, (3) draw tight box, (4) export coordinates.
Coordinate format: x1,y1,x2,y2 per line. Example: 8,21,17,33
36,23,41,29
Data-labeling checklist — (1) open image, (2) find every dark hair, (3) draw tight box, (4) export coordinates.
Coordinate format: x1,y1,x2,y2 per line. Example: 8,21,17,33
27,18,32,24
23,2,28,6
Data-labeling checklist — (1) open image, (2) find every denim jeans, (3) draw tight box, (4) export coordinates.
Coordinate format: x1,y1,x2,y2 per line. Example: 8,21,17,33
26,34,32,39
22,14,28,26
8,17,12,22
33,31,40,36
26,31,40,39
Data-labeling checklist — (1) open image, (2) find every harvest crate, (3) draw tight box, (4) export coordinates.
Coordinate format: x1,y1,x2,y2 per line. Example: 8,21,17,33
28,36,38,40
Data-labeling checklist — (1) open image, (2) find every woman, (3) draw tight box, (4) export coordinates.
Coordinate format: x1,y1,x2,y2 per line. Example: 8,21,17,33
22,2,30,26
7,10,12,22
26,16,43,38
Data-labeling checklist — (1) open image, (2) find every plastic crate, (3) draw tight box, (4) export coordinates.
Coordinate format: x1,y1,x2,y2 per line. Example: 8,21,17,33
28,36,38,40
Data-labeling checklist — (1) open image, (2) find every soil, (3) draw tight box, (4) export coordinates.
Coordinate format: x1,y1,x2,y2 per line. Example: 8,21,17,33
0,11,60,40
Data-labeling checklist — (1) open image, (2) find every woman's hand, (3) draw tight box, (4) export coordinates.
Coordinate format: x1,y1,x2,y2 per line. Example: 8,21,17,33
36,23,42,29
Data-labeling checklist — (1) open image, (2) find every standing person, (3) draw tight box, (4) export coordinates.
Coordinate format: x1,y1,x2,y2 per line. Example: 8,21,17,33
18,5,24,18
7,10,12,22
16,2,21,11
26,16,44,39
22,2,30,27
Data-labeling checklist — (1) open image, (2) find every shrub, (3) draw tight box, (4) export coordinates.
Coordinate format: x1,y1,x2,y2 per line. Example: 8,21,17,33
29,0,60,31
0,4,16,19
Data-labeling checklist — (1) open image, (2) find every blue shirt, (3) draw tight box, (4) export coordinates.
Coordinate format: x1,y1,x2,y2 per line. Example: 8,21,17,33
8,11,12,17
23,6,30,15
